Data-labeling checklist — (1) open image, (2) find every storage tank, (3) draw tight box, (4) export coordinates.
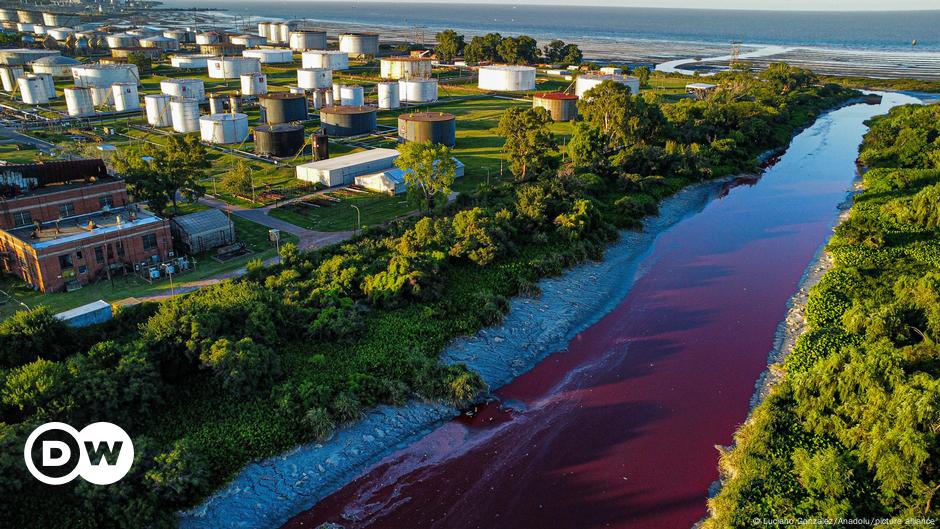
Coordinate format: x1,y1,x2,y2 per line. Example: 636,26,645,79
0,48,59,66
339,33,379,57
289,85,306,94
533,92,578,122
15,23,37,34
208,93,225,114
0,66,24,91
170,97,200,133
163,29,194,43
144,94,172,127
230,34,265,48
170,54,214,69
575,73,640,98
110,46,162,60
478,65,536,91
64,86,94,116
90,86,111,107
195,31,223,45
277,21,299,44
377,81,400,109
297,67,331,90
200,43,244,56
319,105,376,137
30,72,55,98
253,123,305,157
127,27,160,38
380,57,432,80
199,113,249,144
259,92,308,124
331,82,341,102
207,57,260,79
242,48,293,64
42,12,79,26
17,76,48,104
257,22,271,42
29,55,79,77
105,33,137,49
139,36,180,51
309,88,331,110
46,27,74,41
112,83,140,111
71,64,139,87
240,72,267,95
229,92,242,114
0,9,14,22
302,50,348,70
289,30,327,51
17,10,41,24
399,79,438,103
339,84,364,106
398,112,456,147
160,78,205,100
312,132,329,161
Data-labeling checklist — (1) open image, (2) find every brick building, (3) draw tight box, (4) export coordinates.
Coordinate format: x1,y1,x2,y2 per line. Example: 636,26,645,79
0,160,173,292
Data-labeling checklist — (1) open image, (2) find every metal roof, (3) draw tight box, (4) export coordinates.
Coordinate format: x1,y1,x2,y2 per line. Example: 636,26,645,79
298,148,399,172
171,208,232,237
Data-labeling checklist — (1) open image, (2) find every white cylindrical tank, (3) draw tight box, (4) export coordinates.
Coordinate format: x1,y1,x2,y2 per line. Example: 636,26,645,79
297,67,331,90
30,55,79,77
207,57,260,79
145,94,171,126
199,113,249,144
112,82,139,111
0,66,24,91
310,88,331,109
71,64,139,87
160,78,205,100
230,34,265,48
242,48,293,64
302,50,348,70
170,54,214,69
170,97,200,133
195,32,222,45
477,65,536,91
17,76,47,104
46,27,73,41
399,79,438,103
163,29,194,43
16,23,37,34
64,86,94,116
0,9,14,22
331,82,341,102
277,22,298,44
257,22,271,41
90,86,111,107
289,85,306,94
339,84,364,106
339,33,379,56
208,94,225,114
139,36,180,51
127,27,160,38
105,33,137,49
30,72,54,98
377,81,400,109
289,30,327,51
240,72,267,95
380,57,432,80
575,73,641,98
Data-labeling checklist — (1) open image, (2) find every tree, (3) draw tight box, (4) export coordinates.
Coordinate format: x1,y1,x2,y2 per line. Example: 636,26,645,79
543,40,582,65
497,35,539,65
434,29,465,62
560,43,583,65
200,337,281,394
496,106,558,181
568,122,609,173
464,33,502,64
579,80,668,151
221,160,254,199
0,306,73,368
395,141,457,212
113,135,208,215
633,65,651,87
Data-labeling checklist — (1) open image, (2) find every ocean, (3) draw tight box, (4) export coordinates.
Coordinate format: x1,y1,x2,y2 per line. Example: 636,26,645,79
162,1,940,52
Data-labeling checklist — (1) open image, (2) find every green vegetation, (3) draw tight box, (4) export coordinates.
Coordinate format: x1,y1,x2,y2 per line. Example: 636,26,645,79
269,190,413,232
705,103,940,527
457,30,581,65
112,135,208,216
0,64,855,528
395,141,457,212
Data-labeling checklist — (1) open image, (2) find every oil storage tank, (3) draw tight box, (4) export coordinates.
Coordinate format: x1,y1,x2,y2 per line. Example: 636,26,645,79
257,22,272,42
289,30,327,51
276,21,299,44
377,81,400,109
319,105,376,137
399,78,438,103
207,57,260,79
105,33,137,49
139,35,180,51
46,27,73,41
380,57,432,80
30,72,55,98
89,86,111,107
71,64,139,87
161,78,205,100
64,86,94,116
170,54,214,69
398,112,456,147
145,94,172,126
0,66,24,91
478,65,536,91
253,123,305,157
170,97,200,133
339,84,363,106
243,48,293,64
575,73,640,98
42,12,79,26
195,31,223,45
0,48,59,66
302,50,348,70
112,82,140,111
533,92,578,122
240,72,267,95
164,29,194,43
297,67,331,90
200,113,249,144
30,55,78,77
259,92,307,124
230,34,265,48
339,33,379,57
17,76,48,104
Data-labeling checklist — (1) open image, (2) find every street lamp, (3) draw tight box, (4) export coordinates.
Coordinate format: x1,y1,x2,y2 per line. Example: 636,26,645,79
350,204,361,235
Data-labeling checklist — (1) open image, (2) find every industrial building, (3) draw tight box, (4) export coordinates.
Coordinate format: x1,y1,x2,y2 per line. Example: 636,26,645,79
170,208,235,255
354,158,465,195
296,148,400,187
0,160,172,292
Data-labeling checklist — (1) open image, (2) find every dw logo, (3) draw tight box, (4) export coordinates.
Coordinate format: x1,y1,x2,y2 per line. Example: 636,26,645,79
23,422,134,485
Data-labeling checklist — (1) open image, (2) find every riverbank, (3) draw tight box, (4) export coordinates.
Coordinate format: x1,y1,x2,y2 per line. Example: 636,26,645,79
179,177,731,529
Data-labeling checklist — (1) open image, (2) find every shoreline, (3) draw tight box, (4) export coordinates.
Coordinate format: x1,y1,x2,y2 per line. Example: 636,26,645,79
179,176,734,529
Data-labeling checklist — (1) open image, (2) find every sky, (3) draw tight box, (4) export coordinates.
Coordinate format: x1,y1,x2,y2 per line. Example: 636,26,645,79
272,0,940,10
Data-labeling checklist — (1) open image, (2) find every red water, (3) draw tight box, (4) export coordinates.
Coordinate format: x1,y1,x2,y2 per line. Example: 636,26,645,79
281,101,896,529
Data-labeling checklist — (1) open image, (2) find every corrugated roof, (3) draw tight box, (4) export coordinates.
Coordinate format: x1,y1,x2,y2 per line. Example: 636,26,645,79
298,148,399,171
171,208,232,235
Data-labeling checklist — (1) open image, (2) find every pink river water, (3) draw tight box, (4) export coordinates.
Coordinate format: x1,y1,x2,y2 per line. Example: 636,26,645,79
280,94,910,529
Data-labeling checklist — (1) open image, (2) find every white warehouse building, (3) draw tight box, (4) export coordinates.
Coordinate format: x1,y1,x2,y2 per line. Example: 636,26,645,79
296,148,400,188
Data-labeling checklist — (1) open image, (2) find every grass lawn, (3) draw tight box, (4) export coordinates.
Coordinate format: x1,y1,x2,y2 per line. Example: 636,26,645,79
0,143,44,163
270,189,413,231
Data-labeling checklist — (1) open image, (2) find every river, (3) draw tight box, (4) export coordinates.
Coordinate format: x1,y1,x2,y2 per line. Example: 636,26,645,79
269,92,921,529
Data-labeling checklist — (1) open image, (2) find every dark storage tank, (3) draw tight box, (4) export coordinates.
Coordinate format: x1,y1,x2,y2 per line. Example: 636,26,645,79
319,105,376,137
397,112,456,147
532,92,579,122
259,92,308,124
311,132,329,160
254,123,305,157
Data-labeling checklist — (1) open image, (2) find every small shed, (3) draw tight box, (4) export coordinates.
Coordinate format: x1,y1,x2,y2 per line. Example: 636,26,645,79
354,158,465,195
686,82,718,99
55,300,113,328
170,208,235,254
